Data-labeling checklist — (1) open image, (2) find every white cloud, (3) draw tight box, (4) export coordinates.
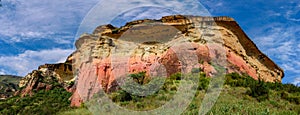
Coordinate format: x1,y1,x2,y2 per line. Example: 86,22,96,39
252,23,300,82
283,2,300,22
20,32,46,38
0,0,99,43
0,0,211,76
285,10,300,22
2,0,208,42
0,48,74,76
261,10,282,17
201,0,229,14
282,64,300,74
129,8,174,21
215,2,223,7
0,69,6,75
77,0,210,36
292,77,300,86
111,7,175,27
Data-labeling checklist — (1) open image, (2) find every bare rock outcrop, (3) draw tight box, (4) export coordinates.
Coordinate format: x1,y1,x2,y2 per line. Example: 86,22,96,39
69,15,284,106
15,15,283,107
17,63,74,97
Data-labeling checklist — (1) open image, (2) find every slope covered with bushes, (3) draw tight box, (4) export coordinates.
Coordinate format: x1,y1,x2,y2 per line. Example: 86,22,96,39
0,88,72,115
62,72,300,114
1,72,299,114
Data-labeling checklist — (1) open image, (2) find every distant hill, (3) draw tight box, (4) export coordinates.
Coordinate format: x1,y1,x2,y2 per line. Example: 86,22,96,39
0,75,22,99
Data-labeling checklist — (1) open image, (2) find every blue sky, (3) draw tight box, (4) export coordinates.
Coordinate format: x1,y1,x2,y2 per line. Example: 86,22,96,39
0,0,299,85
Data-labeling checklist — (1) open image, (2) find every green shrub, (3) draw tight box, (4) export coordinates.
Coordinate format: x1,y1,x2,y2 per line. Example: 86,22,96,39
169,73,181,80
225,72,252,87
247,79,270,101
111,90,132,102
287,96,300,104
198,74,210,90
64,72,300,114
129,71,147,85
281,91,300,104
282,84,300,93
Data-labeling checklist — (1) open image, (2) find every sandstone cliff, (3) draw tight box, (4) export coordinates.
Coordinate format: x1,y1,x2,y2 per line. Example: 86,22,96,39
16,15,284,107
69,15,284,106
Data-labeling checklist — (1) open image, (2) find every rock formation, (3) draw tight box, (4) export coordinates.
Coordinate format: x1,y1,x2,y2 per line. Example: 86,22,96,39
16,15,284,107
17,63,74,97
69,15,284,106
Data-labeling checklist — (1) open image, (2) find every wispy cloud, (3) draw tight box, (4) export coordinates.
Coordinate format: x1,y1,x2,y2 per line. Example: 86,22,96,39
283,2,300,22
252,23,300,83
0,48,74,76
0,0,98,76
0,0,99,43
0,69,6,75
77,0,210,37
285,10,300,22
292,77,300,86
201,0,226,14
111,7,175,27
1,0,210,76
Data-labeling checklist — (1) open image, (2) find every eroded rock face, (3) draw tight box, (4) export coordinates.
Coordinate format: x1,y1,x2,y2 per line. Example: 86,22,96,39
17,63,74,97
16,15,283,106
69,15,284,106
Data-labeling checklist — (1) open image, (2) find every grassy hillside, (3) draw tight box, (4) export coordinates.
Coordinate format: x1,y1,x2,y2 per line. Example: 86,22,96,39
0,75,21,84
0,88,72,115
61,72,300,115
0,75,22,99
1,73,299,115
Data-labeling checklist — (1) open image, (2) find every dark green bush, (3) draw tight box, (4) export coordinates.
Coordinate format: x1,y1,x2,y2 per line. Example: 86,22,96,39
225,73,253,87
169,73,181,80
281,91,300,104
286,96,300,104
111,90,132,102
225,73,271,101
198,73,210,90
129,71,147,85
282,84,300,93
247,79,270,101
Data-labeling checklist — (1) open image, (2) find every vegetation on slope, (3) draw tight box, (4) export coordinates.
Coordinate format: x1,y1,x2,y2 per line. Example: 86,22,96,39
0,88,72,115
62,71,300,115
0,75,21,85
1,71,299,115
0,75,22,99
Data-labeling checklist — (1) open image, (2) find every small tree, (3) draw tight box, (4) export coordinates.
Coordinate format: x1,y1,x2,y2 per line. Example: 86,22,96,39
247,79,270,101
129,71,147,85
